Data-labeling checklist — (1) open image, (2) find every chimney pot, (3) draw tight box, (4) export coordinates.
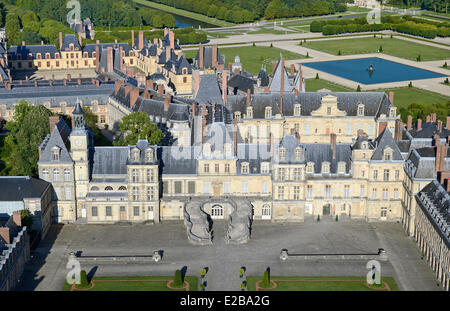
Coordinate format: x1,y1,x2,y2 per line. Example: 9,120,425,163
407,115,412,131
199,44,204,69
417,119,422,131
438,120,443,132
431,113,437,123
246,89,251,107
222,72,228,103
164,93,171,111
290,64,295,76
49,115,59,133
447,116,450,130
389,91,394,105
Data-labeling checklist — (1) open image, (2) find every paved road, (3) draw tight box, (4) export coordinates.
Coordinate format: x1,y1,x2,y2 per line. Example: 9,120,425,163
19,219,440,291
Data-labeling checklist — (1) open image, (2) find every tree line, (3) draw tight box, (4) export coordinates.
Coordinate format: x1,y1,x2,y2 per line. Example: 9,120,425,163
387,0,448,13
310,15,450,38
149,0,347,23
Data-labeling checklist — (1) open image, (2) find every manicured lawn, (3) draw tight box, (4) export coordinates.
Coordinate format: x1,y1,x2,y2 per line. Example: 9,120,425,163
133,0,234,27
63,275,198,291
303,37,450,61
185,46,306,75
305,78,450,119
246,276,399,291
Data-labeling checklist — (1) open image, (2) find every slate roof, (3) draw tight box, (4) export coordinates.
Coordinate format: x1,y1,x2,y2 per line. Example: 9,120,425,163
195,74,223,106
278,134,305,163
194,46,225,69
61,34,81,51
7,45,59,59
0,177,51,201
237,143,272,175
304,143,352,174
408,122,450,139
38,118,72,164
158,146,200,174
204,122,233,155
92,147,129,175
406,146,450,179
269,57,293,93
352,134,375,150
83,43,131,57
371,128,403,161
228,74,255,95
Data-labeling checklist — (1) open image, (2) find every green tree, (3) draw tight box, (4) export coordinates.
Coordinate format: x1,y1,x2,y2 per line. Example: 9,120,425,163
207,4,218,17
264,0,283,19
5,13,21,45
21,209,33,229
262,269,270,287
115,112,163,146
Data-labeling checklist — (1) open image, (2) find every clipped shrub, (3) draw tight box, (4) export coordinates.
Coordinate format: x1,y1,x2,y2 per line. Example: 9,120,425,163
444,62,448,68
317,215,320,222
200,268,207,277
173,269,183,287
356,85,361,92
338,50,341,55
262,270,270,287
444,78,449,84
239,268,245,277
336,215,339,221
408,81,413,87
315,73,319,80
416,54,421,62
379,45,383,52
79,270,89,288
252,42,255,47
270,43,273,47
306,52,309,58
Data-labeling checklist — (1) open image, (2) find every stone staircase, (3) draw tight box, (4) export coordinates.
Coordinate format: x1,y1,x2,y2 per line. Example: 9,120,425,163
225,198,253,244
184,199,213,245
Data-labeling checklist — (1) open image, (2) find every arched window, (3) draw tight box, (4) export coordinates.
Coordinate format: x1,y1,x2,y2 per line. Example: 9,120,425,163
90,186,99,191
42,169,49,181
64,169,71,181
211,205,224,218
105,186,113,191
321,162,330,174
118,186,127,191
357,103,364,116
262,204,271,219
294,104,301,116
384,148,392,161
53,169,59,181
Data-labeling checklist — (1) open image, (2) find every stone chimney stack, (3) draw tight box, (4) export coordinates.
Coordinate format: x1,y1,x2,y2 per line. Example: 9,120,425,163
417,118,422,131
331,133,337,159
407,115,412,131
78,32,83,46
166,45,171,62
114,80,124,94
299,64,303,92
194,71,200,97
296,133,301,145
59,32,63,50
438,120,443,132
13,211,21,227
22,41,25,46
192,102,197,117
0,226,10,244
131,30,135,46
222,71,227,103
447,116,450,130
246,89,251,107
164,93,171,111
426,115,431,122
394,119,403,141
49,115,60,133
95,45,100,71
389,91,394,105
431,113,437,123
138,31,144,51
158,84,164,95
129,87,140,109
290,64,295,76
212,44,218,68
106,47,113,73
169,30,175,50
124,85,132,97
199,44,204,69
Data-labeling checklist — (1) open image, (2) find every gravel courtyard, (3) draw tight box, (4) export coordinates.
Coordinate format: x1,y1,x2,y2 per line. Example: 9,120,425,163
19,218,440,291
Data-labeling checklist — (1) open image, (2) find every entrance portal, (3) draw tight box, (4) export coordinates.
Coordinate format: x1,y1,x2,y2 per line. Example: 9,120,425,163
323,204,331,216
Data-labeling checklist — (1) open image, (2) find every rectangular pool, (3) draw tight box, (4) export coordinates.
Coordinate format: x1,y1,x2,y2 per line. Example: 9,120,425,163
302,57,447,84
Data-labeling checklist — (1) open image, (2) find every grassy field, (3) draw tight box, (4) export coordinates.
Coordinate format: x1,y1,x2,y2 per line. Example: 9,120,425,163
63,276,198,291
246,276,399,291
305,78,450,117
133,0,234,27
185,45,306,75
303,37,450,61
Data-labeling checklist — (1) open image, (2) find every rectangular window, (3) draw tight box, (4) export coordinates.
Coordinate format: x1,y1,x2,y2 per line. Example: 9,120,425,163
162,181,169,194
373,170,378,180
305,124,310,135
394,188,399,200
133,206,139,216
368,124,373,136
147,169,155,183
382,189,388,200
147,186,155,201
262,181,268,194
346,124,352,135
381,207,387,218
106,206,112,216
188,181,195,194
204,164,209,173
278,168,285,181
215,163,219,173
225,164,230,173
174,181,182,194
344,185,350,198
132,169,139,182
395,170,400,180
383,169,389,181
325,185,331,198
242,181,248,194
293,168,301,181
294,186,300,200
65,188,71,200
307,185,313,199
360,186,365,197
278,186,284,200
132,187,139,201
92,206,98,217
224,181,230,194
372,189,377,200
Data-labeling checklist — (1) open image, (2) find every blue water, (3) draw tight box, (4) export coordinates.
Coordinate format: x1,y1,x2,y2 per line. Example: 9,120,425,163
303,57,447,84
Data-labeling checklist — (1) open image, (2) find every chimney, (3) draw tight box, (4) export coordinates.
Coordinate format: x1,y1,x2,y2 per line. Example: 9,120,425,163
269,132,273,155
246,89,251,107
13,211,22,227
95,45,100,71
199,44,204,69
447,116,450,130
124,85,132,97
131,30,135,46
194,71,200,97
164,93,171,111
78,32,82,46
68,74,71,81
264,87,270,93
201,113,207,144
153,38,158,45
435,142,447,173
119,46,124,70
9,76,12,83
434,133,441,146
95,79,100,87
417,118,422,131
290,128,296,135
0,226,10,244
389,91,394,105
407,115,412,131
299,64,303,92
212,44,218,68
331,133,337,159
25,76,29,81
19,80,23,85
431,113,437,123
438,120,443,132
22,41,25,46
77,78,81,85
63,78,67,86
426,115,431,122
158,84,164,95
129,87,139,109
34,80,38,87
228,62,232,72
41,41,44,46
280,58,285,115
169,31,175,50
295,88,298,97
222,71,227,103
5,82,10,90
139,31,144,50
192,102,197,116
59,32,63,50
394,119,403,141
107,47,113,73
290,64,295,76
49,115,59,133
296,133,301,145
234,118,238,154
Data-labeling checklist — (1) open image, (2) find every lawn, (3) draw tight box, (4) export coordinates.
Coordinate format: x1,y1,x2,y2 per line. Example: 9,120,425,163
305,78,450,119
63,275,198,291
246,276,399,291
185,45,306,75
303,37,450,61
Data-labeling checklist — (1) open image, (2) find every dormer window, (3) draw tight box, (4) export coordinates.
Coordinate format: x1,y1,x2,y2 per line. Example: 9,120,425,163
182,68,188,75
338,161,346,174
279,147,286,161
321,162,330,174
145,148,154,162
294,104,301,116
37,53,41,59
327,106,331,115
45,53,50,59
306,162,314,173
70,44,74,51
265,106,272,119
384,148,393,161
234,111,241,122
390,107,396,118
51,147,60,161
357,103,364,116
261,162,270,174
131,149,140,162
361,141,368,149
294,147,302,161
246,106,253,119
241,162,249,174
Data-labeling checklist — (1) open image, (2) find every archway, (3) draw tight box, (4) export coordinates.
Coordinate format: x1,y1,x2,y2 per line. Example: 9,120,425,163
322,204,331,216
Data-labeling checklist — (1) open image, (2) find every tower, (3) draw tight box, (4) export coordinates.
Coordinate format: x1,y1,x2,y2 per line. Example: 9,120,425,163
70,98,91,219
